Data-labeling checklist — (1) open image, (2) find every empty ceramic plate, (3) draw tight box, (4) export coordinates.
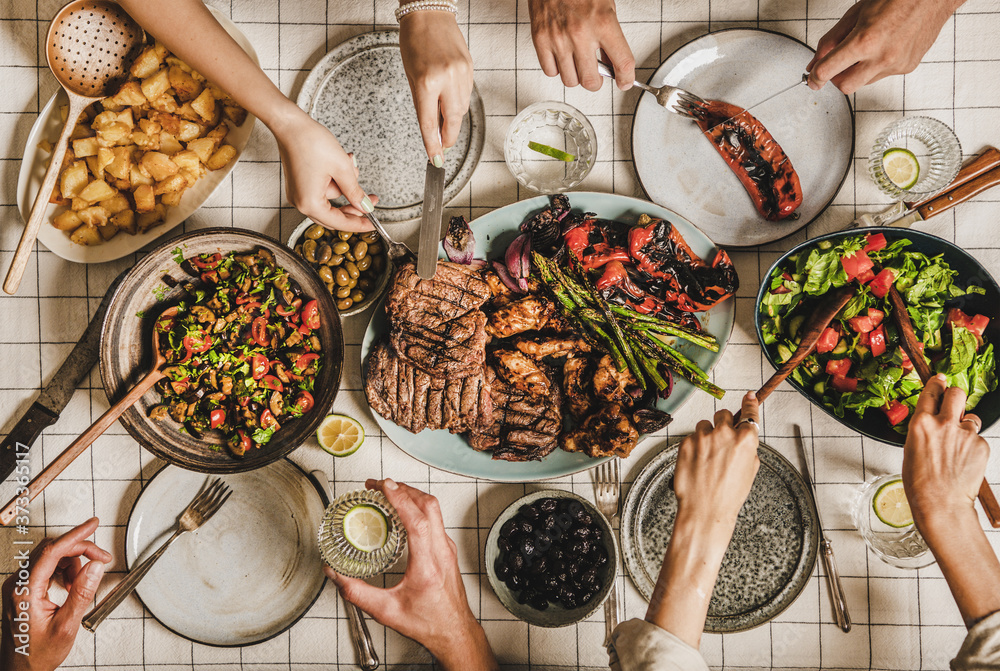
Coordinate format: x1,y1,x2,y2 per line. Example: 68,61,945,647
621,440,819,632
126,459,328,646
297,30,485,222
631,28,854,247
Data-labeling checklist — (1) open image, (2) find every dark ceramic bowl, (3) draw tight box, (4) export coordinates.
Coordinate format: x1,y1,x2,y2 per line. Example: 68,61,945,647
100,228,344,473
755,227,1000,446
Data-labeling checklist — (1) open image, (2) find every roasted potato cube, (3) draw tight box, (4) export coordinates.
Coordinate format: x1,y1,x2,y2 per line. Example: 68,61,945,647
170,149,200,172
72,137,100,158
206,144,237,170
116,109,134,129
160,190,184,207
97,222,119,241
186,137,217,164
52,209,83,231
92,110,118,129
130,46,162,79
177,120,202,142
49,182,68,207
70,122,93,141
222,105,248,126
149,111,181,136
176,101,202,122
179,168,201,187
111,209,137,234
111,80,146,107
78,179,117,203
165,56,192,73
158,133,183,155
133,184,156,213
70,224,103,246
78,205,109,227
141,68,171,103
138,118,162,136
168,65,202,102
130,164,154,188
37,138,53,153
155,173,187,195
96,146,115,174
85,155,101,180
206,83,236,106
149,92,180,114
137,204,166,233
206,123,229,142
96,121,130,146
100,100,123,113
141,152,179,181
100,193,130,215
190,89,216,121
131,130,158,150
60,161,89,199
105,146,132,181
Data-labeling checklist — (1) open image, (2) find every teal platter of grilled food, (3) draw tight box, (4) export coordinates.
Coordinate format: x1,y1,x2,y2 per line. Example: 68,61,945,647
621,440,820,632
360,192,736,481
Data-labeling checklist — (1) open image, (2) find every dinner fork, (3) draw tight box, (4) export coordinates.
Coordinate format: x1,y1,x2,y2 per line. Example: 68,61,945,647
82,478,233,632
364,211,414,264
594,458,623,646
597,61,707,119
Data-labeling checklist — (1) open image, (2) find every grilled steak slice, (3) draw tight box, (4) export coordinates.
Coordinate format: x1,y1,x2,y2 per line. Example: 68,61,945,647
387,261,491,327
561,403,639,458
365,341,492,434
468,366,561,461
390,309,488,377
485,295,556,339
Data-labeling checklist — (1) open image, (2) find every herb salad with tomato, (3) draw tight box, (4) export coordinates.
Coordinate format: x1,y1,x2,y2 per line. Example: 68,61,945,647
149,248,322,457
760,231,997,433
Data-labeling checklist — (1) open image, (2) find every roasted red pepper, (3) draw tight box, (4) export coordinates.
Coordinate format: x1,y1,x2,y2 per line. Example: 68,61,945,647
695,100,803,221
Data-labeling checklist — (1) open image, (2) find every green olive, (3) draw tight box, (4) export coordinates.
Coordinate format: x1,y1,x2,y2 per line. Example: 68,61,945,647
316,243,332,264
318,266,334,284
372,255,385,273
350,290,365,303
353,241,368,260
328,253,344,267
324,280,335,295
345,261,360,279
293,244,303,255
305,224,325,240
335,267,350,286
358,277,373,291
337,230,352,241
336,298,354,311
347,277,357,289
301,239,318,263
336,285,351,299
356,255,372,272
368,242,383,255
361,231,379,243
332,241,350,255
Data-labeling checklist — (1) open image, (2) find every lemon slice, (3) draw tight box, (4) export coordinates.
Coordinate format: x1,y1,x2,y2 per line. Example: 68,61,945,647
316,414,364,457
528,141,576,162
882,148,920,190
872,478,913,528
343,504,389,552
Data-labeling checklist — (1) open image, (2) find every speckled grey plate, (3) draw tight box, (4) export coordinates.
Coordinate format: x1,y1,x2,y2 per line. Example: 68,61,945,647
631,28,854,247
621,440,819,632
297,30,485,222
126,459,327,646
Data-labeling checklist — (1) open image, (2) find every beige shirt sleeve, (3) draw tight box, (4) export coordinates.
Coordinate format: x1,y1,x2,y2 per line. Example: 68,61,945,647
608,618,710,671
951,610,1000,670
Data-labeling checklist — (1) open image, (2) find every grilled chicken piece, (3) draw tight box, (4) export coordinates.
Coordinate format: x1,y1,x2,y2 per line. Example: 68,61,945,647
592,355,643,408
562,356,594,420
494,349,551,396
560,403,639,458
514,336,591,360
483,270,542,308
485,295,556,339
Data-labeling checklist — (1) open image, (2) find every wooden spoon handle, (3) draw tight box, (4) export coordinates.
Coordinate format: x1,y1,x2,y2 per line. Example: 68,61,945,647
4,94,89,295
907,146,1000,210
0,367,164,525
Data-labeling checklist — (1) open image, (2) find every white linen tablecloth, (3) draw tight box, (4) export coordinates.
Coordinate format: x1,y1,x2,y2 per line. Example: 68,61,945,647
2,0,999,668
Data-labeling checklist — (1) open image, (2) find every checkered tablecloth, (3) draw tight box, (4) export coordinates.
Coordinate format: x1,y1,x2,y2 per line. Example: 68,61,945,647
2,0,999,668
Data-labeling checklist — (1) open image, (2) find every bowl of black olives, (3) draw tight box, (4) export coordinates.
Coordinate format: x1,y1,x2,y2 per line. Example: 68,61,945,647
486,490,618,627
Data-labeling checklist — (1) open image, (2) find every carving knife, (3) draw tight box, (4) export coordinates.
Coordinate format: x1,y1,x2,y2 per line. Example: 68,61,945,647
0,270,126,483
417,161,445,279
850,147,1000,229
795,424,851,633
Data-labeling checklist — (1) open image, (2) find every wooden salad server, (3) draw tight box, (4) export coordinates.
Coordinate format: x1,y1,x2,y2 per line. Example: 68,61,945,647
887,287,1000,528
0,308,171,525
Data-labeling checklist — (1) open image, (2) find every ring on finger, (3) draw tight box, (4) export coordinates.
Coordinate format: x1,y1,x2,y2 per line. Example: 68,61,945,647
735,418,759,431
960,416,982,433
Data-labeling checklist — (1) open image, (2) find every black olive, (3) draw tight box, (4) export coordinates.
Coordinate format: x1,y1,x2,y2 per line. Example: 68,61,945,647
590,527,603,543
588,547,609,567
500,519,518,539
520,504,540,521
580,590,596,605
580,568,598,587
570,526,591,542
498,537,512,554
516,519,534,535
520,536,537,559
542,513,558,531
543,575,560,593
552,559,568,582
558,586,576,607
495,560,511,581
530,595,550,611
568,562,581,579
569,540,587,557
509,573,524,589
533,556,548,575
550,547,564,562
539,498,558,513
516,589,533,605
509,552,525,573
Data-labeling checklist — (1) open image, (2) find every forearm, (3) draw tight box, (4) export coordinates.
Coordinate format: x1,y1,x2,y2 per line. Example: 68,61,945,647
645,508,735,649
428,618,498,671
919,507,1000,628
116,0,299,130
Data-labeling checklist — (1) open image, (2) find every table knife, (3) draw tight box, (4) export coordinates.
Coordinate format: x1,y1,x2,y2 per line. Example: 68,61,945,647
795,424,851,633
850,146,1000,229
417,161,445,279
704,73,809,133
0,270,126,483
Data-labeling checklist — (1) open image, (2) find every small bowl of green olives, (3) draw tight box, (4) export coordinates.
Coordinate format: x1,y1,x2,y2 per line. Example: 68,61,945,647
288,218,392,317
485,489,619,628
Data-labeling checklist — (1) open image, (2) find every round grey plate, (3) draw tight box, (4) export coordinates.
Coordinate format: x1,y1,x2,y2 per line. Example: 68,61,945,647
621,440,819,632
631,29,854,248
297,30,485,222
126,459,328,647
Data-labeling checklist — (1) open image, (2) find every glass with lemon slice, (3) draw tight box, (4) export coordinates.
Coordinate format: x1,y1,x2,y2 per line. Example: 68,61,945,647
852,474,934,569
318,489,406,578
868,116,961,201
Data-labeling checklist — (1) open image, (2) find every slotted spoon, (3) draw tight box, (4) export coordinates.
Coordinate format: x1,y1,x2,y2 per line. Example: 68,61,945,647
4,0,144,294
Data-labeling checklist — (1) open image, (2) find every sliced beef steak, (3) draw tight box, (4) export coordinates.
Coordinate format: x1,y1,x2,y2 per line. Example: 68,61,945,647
386,261,491,327
365,341,492,435
468,366,562,461
390,309,488,377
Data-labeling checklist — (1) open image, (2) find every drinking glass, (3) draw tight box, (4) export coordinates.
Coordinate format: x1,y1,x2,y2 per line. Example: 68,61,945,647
318,489,406,578
853,474,935,569
868,116,961,201
505,101,596,193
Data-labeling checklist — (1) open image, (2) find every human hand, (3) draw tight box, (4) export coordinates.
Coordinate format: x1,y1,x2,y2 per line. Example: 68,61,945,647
399,10,474,167
673,392,761,528
806,0,961,95
269,108,378,233
903,374,989,533
324,479,496,671
528,0,635,91
1,518,111,671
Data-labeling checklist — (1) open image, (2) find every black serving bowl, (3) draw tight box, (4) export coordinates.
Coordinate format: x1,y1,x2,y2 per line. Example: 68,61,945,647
755,227,1000,446
100,228,344,473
